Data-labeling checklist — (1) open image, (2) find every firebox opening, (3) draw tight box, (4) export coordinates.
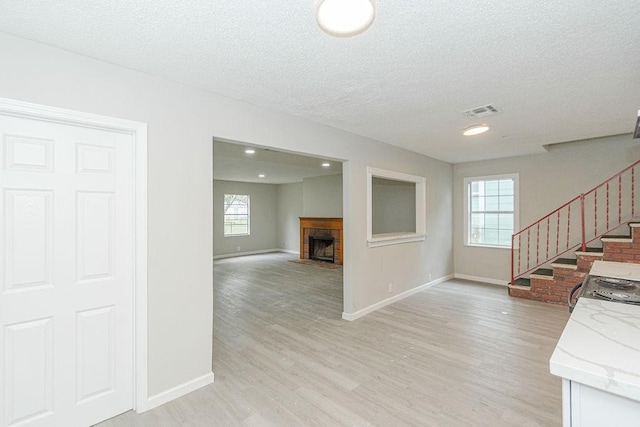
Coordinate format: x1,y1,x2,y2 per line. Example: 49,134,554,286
309,236,335,263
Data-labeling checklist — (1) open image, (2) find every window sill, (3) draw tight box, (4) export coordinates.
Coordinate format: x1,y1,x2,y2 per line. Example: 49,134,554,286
464,243,511,250
368,232,426,248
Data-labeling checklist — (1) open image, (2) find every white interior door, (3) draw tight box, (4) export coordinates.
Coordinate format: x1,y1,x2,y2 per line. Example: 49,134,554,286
0,114,134,427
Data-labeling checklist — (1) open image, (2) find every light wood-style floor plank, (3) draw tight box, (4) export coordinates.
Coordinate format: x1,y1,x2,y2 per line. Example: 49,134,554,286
98,252,569,426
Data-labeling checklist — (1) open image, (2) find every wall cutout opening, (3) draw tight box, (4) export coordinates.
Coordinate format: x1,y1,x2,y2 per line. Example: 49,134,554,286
367,167,426,247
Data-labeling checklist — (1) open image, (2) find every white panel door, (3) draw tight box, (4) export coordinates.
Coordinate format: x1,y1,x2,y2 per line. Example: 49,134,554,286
0,115,134,427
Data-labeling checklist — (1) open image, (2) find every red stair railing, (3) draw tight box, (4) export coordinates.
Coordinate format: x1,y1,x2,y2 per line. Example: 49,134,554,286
511,159,640,285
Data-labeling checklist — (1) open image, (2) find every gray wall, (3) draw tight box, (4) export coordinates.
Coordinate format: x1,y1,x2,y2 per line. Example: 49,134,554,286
213,180,277,256
214,174,343,258
453,134,640,283
302,174,343,217
276,182,303,253
0,32,454,401
343,153,453,313
372,177,416,234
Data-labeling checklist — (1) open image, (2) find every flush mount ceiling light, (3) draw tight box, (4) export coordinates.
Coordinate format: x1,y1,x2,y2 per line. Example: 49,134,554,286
322,162,331,167
258,174,265,178
244,149,255,154
316,0,375,37
463,124,490,136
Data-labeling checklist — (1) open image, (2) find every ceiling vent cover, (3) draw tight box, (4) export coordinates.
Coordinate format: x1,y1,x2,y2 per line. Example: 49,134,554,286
464,104,500,118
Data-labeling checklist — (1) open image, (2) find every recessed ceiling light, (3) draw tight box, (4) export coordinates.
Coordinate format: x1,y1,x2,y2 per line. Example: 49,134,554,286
258,174,265,178
463,124,490,136
316,0,375,37
322,162,331,167
245,149,255,154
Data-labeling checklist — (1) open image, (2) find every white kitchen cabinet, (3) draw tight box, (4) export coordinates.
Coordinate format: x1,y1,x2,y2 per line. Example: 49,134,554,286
562,379,640,426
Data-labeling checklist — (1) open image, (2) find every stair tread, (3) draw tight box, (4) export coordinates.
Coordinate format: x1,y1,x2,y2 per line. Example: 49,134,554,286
552,258,577,265
511,278,531,287
602,234,632,239
576,247,604,256
531,268,553,276
582,247,603,252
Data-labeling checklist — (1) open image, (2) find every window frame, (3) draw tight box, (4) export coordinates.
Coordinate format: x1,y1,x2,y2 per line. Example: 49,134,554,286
366,167,426,248
223,194,250,237
463,173,519,249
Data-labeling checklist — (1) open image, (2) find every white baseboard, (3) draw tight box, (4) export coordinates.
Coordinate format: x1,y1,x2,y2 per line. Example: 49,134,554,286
139,371,214,412
213,249,281,260
453,273,508,287
342,274,454,321
277,249,300,255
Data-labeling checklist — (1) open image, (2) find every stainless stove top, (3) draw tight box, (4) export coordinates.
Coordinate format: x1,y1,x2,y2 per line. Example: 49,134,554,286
581,274,640,305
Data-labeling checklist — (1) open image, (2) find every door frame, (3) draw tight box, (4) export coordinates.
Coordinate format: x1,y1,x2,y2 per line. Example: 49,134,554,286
0,97,149,413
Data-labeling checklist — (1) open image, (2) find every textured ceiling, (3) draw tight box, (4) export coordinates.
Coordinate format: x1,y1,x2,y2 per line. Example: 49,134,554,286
0,1,638,163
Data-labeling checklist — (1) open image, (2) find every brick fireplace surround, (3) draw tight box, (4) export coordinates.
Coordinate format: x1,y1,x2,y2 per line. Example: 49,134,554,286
299,217,343,265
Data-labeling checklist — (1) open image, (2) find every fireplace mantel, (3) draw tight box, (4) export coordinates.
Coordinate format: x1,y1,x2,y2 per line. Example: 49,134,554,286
299,217,343,265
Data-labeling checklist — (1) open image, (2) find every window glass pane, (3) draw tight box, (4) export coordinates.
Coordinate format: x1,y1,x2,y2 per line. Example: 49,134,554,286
471,195,480,211
229,216,247,225
484,229,499,245
485,196,499,211
471,181,481,195
499,179,513,195
498,230,513,246
485,214,499,228
471,213,484,228
232,206,248,215
234,224,248,235
470,228,483,244
485,180,500,195
498,214,514,230
499,195,513,211
225,220,248,235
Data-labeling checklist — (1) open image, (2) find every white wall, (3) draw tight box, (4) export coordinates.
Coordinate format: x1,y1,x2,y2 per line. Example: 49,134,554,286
453,134,640,283
213,180,277,256
0,32,454,401
276,182,303,253
302,174,343,217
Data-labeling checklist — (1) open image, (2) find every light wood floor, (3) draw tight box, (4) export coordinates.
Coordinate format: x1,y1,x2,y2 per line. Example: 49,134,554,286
99,252,570,426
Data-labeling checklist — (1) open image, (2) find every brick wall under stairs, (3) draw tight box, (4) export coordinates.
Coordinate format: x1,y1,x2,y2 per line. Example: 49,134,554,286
509,223,640,305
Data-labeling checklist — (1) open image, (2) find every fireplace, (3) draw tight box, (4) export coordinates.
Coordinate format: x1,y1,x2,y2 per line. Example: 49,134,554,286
299,217,343,265
309,236,335,263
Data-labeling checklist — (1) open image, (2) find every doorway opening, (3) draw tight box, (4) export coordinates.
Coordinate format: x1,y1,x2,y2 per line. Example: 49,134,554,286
212,137,346,311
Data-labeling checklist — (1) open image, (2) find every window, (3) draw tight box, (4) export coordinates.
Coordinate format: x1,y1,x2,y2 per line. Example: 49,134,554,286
223,194,250,236
464,174,518,248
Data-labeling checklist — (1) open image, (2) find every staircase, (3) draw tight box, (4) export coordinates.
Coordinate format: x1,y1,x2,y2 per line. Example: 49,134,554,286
509,223,640,304
509,159,640,305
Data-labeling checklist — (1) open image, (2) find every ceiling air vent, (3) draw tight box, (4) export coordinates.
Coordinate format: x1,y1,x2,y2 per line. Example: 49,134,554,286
464,104,500,118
